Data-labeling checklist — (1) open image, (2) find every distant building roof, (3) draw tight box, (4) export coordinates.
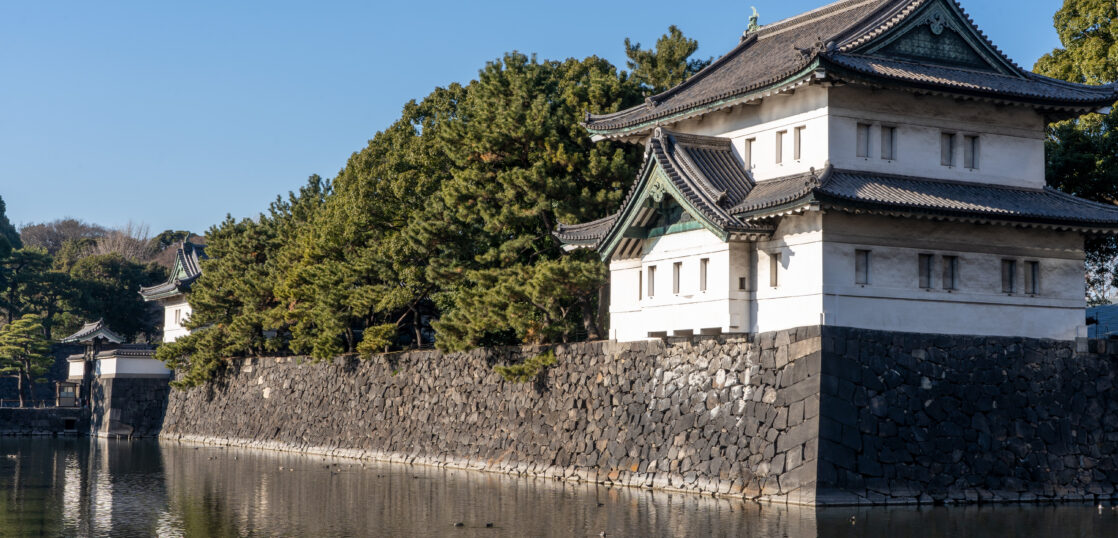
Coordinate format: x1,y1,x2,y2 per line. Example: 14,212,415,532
139,241,206,302
586,0,1118,138
60,319,124,344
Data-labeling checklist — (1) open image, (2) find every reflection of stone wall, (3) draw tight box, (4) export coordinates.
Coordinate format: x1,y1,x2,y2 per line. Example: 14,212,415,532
0,408,87,435
162,327,823,503
90,378,170,438
160,326,1118,505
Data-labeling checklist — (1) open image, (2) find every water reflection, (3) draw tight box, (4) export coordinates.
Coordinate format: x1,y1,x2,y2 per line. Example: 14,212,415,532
0,438,1116,537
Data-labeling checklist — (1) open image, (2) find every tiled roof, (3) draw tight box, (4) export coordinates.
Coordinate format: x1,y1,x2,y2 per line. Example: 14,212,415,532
556,130,773,253
585,0,1118,135
733,168,1118,228
60,319,124,344
827,54,1118,104
554,215,617,247
140,241,207,301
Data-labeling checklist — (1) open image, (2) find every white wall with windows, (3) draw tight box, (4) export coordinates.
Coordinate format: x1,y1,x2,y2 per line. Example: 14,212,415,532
819,213,1086,340
161,295,193,343
608,229,753,342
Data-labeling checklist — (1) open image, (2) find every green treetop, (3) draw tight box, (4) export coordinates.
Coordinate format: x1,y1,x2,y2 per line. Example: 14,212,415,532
1035,0,1118,303
0,315,52,407
625,25,712,94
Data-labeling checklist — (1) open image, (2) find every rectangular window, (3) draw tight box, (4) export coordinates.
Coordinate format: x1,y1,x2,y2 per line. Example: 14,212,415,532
738,277,747,291
794,126,806,161
174,309,182,325
856,123,871,158
776,131,787,164
648,266,656,298
943,256,959,291
881,126,897,160
941,132,956,167
918,254,934,289
638,270,643,300
745,138,756,169
964,135,980,169
1001,259,1016,294
1024,261,1039,295
699,258,709,293
770,253,781,288
673,262,682,295
855,250,870,285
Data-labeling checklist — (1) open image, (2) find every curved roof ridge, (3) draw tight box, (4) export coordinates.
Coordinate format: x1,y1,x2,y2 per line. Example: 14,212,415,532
759,0,886,38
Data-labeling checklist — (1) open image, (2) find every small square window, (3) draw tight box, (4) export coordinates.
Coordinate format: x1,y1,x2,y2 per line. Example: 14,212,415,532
881,126,897,160
941,133,956,167
918,254,934,289
964,135,980,169
794,126,806,161
856,123,871,158
738,277,747,291
1001,259,1016,294
1024,261,1039,295
943,256,959,291
855,250,870,285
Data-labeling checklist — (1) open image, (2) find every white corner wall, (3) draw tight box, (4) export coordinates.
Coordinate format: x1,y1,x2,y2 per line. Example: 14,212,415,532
820,213,1086,340
161,296,192,343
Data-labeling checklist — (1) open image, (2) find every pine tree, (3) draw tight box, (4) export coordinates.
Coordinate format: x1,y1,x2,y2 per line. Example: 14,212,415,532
1035,0,1118,303
0,315,52,407
0,196,22,250
625,25,711,94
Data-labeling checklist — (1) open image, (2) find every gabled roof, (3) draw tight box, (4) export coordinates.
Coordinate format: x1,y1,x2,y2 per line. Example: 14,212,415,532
139,241,207,302
556,129,774,259
586,0,1118,137
731,168,1118,230
60,319,124,344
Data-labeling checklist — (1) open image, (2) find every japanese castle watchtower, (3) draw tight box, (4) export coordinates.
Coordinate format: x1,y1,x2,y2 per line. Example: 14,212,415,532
556,0,1118,342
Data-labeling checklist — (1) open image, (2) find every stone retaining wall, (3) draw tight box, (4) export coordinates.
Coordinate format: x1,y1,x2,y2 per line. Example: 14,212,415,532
0,408,87,436
160,326,1118,505
162,327,823,503
91,377,171,437
817,327,1118,505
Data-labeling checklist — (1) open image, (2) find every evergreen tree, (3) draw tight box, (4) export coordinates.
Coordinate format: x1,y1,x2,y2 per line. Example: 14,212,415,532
0,315,52,407
68,253,166,341
425,53,643,350
1035,0,1118,303
625,25,711,94
0,196,21,250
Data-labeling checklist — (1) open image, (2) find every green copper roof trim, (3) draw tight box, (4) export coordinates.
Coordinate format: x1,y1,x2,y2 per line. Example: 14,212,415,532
599,161,729,262
586,60,822,138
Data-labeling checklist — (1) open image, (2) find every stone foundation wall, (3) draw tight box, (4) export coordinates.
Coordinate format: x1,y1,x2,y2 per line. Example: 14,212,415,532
0,408,88,435
162,327,823,503
817,327,1118,505
90,377,171,437
159,325,1118,505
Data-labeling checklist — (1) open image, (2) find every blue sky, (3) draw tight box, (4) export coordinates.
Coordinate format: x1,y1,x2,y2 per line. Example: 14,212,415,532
0,1,1066,234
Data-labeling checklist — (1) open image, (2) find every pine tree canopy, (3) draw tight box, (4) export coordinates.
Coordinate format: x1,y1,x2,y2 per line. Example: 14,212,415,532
1035,0,1118,303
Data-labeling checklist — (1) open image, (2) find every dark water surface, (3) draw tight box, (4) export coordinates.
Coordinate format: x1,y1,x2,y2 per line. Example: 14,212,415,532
0,438,1116,537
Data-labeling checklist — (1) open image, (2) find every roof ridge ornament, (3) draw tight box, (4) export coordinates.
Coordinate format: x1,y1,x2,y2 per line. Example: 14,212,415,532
746,7,761,34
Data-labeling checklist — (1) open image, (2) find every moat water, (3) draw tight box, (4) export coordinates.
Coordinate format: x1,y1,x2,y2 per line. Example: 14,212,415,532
1,438,1116,537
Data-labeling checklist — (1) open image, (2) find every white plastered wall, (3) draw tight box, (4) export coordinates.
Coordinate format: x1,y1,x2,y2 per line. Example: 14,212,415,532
827,86,1047,189
95,357,171,378
752,212,826,333
820,212,1085,340
609,229,752,341
161,295,192,343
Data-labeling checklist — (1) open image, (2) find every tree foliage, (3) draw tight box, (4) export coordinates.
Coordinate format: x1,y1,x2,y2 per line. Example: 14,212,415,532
0,196,21,250
625,25,711,94
162,28,709,384
1035,0,1118,303
0,315,52,406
